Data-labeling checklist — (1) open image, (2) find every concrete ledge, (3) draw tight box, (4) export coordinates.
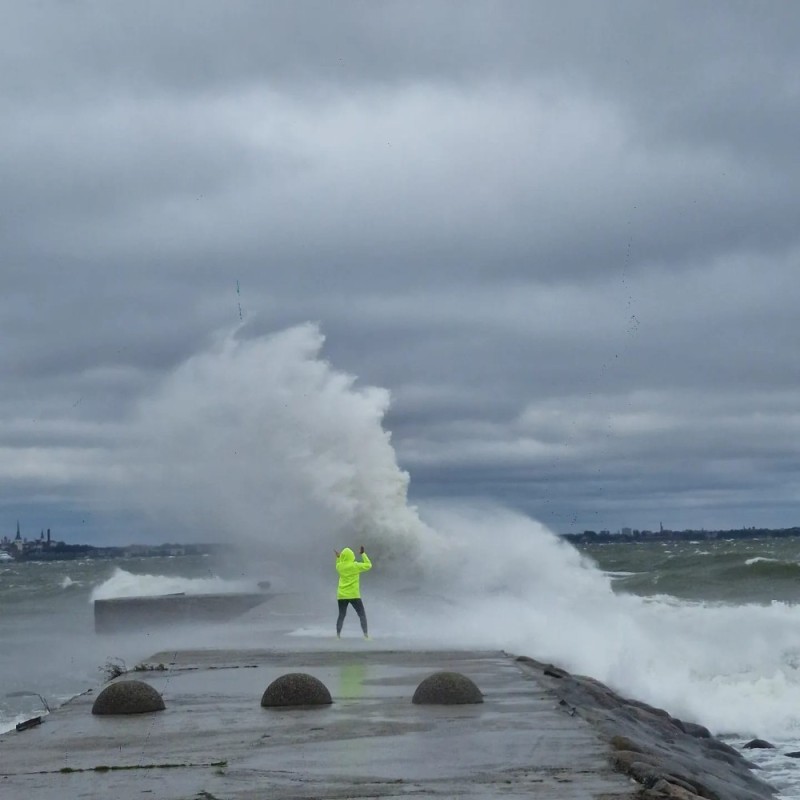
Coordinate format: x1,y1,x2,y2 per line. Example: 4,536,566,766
93,592,269,632
0,649,640,799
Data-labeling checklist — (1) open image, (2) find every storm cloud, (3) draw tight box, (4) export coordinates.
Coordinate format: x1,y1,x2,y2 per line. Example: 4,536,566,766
3,1,799,542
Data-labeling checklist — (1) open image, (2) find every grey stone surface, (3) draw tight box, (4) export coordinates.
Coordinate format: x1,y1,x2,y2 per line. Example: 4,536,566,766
412,670,483,704
743,738,775,749
94,592,269,632
261,672,333,707
91,680,165,715
516,656,777,800
0,648,638,799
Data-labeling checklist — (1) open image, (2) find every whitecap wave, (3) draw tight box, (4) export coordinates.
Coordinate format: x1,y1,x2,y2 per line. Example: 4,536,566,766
79,323,800,742
90,567,256,601
385,502,800,740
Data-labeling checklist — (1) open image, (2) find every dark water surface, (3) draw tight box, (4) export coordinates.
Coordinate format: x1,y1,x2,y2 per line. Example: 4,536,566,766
580,536,800,604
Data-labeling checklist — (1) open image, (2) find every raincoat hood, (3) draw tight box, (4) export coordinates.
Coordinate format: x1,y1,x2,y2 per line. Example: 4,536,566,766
339,547,355,563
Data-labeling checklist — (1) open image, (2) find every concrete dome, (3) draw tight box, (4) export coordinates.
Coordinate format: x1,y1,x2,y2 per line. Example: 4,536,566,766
412,671,483,705
261,673,333,707
91,680,165,715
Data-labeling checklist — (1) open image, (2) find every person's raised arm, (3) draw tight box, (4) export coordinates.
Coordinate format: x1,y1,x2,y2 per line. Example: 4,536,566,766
358,546,372,571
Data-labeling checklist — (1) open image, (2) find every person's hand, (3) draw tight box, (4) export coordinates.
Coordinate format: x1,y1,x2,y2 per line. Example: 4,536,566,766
359,545,365,554
334,550,340,558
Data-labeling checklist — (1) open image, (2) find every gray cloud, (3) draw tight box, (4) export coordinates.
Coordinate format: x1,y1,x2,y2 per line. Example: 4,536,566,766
2,1,800,542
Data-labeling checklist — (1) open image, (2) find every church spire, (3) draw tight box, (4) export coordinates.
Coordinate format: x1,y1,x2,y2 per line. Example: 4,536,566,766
15,520,21,540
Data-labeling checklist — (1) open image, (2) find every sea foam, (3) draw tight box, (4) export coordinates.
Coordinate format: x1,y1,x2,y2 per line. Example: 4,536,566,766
90,567,255,601
93,323,800,741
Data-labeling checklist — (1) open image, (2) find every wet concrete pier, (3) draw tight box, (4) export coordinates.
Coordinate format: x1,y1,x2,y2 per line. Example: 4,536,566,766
0,647,639,799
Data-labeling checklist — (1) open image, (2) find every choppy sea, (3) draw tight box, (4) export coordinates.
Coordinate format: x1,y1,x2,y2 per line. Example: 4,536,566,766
3,533,800,796
586,535,800,797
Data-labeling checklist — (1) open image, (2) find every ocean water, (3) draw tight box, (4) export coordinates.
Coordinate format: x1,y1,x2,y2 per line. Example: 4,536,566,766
584,535,800,797
3,535,800,796
3,325,800,796
0,555,261,730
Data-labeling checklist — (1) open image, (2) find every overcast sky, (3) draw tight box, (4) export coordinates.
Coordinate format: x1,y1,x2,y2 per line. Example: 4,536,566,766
3,1,800,544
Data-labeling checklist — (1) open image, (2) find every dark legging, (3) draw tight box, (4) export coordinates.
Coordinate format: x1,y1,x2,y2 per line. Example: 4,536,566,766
337,598,368,636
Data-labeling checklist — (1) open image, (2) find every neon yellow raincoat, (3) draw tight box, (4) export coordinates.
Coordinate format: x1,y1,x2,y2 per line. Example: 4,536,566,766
336,548,372,599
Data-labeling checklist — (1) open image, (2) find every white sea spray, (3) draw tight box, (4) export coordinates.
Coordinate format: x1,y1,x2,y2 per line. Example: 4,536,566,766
95,323,800,741
4,323,800,796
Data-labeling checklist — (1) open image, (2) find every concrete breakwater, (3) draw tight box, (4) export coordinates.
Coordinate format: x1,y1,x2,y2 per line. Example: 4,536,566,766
93,591,270,632
0,647,776,800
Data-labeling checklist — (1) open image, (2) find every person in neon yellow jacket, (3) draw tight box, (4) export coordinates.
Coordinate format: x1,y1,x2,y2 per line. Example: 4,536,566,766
334,545,372,638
